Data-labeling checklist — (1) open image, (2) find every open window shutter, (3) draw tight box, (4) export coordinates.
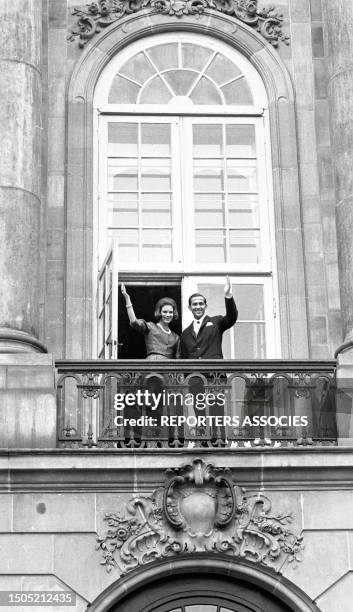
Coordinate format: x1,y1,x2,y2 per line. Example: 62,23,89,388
97,239,119,359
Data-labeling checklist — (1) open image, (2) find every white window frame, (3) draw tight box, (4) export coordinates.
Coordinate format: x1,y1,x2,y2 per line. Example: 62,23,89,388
93,31,280,358
181,275,280,358
97,115,183,270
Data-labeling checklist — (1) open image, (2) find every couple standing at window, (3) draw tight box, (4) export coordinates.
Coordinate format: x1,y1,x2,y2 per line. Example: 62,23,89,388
121,278,238,360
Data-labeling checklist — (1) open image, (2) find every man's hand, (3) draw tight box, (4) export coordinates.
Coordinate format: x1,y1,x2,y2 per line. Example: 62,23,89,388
224,275,232,298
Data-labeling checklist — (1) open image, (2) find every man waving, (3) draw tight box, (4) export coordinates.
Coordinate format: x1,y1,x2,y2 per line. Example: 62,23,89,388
181,276,238,359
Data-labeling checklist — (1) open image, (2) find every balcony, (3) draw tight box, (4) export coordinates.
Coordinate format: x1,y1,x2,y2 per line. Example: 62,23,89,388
56,359,337,449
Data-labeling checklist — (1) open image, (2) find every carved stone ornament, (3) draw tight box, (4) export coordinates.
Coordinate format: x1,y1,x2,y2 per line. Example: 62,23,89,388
68,0,290,48
96,458,303,574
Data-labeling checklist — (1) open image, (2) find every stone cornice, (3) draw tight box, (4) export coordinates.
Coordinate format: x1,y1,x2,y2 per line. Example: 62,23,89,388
68,0,290,48
1,449,353,492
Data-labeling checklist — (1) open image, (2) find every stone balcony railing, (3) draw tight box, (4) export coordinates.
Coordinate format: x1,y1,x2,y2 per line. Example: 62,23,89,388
56,360,337,449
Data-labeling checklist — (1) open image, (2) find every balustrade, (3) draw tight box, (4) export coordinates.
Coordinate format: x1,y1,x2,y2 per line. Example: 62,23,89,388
56,360,337,448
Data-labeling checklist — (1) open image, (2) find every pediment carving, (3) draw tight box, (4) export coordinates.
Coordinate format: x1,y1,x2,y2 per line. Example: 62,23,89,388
68,0,289,48
96,458,303,575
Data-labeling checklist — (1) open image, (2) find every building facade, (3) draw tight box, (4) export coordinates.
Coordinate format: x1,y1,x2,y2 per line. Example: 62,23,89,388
1,0,353,610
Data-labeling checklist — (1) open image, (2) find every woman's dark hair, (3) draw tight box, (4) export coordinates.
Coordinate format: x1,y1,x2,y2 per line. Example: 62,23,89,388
154,297,178,321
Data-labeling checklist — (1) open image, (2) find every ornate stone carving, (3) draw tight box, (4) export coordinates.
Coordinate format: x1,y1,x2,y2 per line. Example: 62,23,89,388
68,0,289,48
96,458,303,574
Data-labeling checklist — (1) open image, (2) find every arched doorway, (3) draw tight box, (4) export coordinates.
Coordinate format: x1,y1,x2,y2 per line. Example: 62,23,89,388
87,556,320,612
111,573,292,612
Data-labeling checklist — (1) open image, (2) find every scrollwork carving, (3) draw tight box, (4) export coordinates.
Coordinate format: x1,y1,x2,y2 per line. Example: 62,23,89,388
68,0,289,47
96,458,303,574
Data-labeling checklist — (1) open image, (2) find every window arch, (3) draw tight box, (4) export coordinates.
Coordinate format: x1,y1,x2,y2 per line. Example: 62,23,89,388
65,13,308,360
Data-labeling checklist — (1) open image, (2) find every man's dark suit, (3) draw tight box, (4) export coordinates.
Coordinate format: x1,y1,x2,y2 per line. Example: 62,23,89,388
180,296,238,359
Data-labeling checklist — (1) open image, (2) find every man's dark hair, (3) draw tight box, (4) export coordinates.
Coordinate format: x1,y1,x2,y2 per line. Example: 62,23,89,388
188,293,207,307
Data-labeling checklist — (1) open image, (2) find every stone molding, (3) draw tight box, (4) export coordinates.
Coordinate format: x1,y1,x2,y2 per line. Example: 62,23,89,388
0,328,47,353
68,0,289,48
96,458,303,575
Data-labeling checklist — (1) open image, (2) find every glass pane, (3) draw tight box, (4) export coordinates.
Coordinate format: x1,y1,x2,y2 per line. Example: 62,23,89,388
185,606,217,612
206,53,242,85
108,193,138,227
139,75,172,104
195,193,225,227
226,124,256,157
108,75,140,103
141,158,171,190
119,52,155,83
193,125,223,157
108,159,138,191
190,77,223,104
227,160,257,191
222,78,253,105
141,123,171,156
194,159,224,191
182,43,213,70
194,193,224,209
108,123,138,157
228,195,259,227
229,230,261,263
195,209,225,227
146,43,178,71
109,229,138,262
142,229,172,262
142,193,172,226
164,69,198,95
195,230,226,262
234,322,266,358
236,284,265,319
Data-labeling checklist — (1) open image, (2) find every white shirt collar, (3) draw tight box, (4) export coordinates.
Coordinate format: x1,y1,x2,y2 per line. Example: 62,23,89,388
193,314,206,334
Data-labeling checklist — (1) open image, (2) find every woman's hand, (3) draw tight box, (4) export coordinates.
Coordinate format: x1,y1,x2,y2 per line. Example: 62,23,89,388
121,283,129,298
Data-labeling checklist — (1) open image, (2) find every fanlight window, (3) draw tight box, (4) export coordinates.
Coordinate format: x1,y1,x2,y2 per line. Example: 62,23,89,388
108,42,253,106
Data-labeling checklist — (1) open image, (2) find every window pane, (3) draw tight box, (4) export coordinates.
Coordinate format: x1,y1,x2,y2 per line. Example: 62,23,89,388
141,158,171,190
206,53,242,85
235,322,266,358
193,125,223,157
236,284,265,319
142,229,172,262
141,123,171,156
108,123,138,157
108,159,138,191
195,230,226,262
119,52,155,83
226,124,256,157
182,43,213,70
194,159,224,191
190,77,223,104
194,193,224,209
109,229,138,262
108,75,140,103
139,75,172,104
108,193,138,227
164,69,198,95
229,229,261,263
142,193,171,226
185,606,217,612
222,78,253,105
227,160,257,191
146,43,178,71
195,194,225,227
228,195,259,227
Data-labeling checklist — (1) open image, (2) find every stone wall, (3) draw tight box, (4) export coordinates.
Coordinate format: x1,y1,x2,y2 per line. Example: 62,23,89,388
0,450,352,611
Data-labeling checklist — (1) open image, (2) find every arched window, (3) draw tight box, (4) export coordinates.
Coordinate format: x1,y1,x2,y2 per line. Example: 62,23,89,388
93,33,280,359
